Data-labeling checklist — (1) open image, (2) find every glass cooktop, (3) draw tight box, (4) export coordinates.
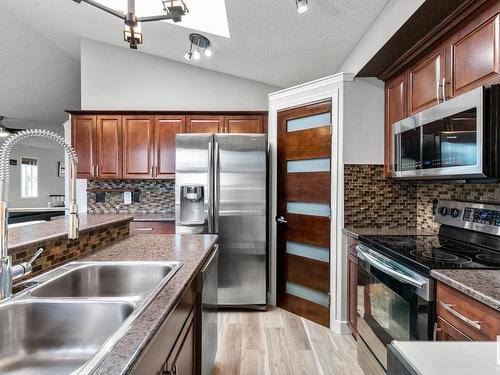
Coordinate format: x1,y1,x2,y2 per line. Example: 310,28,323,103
358,234,500,275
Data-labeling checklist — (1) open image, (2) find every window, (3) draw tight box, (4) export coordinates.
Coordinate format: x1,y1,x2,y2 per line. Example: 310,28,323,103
21,157,38,198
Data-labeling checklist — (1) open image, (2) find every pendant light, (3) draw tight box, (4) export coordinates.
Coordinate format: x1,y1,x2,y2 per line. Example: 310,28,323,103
184,33,212,62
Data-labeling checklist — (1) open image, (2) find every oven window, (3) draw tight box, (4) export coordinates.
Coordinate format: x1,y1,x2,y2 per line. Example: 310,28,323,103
422,108,477,169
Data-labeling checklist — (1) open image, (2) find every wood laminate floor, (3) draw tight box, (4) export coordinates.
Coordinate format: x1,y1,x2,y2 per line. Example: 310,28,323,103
214,306,364,375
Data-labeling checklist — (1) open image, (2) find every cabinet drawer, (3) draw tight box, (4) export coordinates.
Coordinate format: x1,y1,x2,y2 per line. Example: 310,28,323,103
130,221,175,234
436,282,500,340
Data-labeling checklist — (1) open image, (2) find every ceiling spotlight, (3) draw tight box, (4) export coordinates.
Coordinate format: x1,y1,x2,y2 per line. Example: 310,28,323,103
296,0,309,14
74,0,189,49
184,33,211,62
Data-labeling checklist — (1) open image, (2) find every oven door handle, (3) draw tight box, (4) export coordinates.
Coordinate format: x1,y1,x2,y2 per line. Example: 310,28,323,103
357,246,426,289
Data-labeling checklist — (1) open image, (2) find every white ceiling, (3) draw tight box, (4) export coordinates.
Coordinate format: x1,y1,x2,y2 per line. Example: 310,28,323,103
2,0,390,88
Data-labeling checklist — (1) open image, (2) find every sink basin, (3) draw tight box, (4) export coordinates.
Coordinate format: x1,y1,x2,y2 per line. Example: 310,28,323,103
30,262,180,298
0,300,134,375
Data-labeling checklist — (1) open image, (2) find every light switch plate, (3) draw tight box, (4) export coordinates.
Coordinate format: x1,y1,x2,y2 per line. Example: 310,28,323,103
123,191,132,205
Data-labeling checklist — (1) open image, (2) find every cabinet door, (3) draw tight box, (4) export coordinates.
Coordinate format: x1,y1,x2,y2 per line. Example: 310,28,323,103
154,116,185,178
347,252,358,337
446,1,500,97
408,44,446,114
96,116,122,179
71,115,96,179
122,116,155,179
224,115,264,133
186,115,224,133
384,72,407,177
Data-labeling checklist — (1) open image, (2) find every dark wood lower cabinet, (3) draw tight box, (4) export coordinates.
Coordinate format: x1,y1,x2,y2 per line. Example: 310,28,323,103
130,221,175,235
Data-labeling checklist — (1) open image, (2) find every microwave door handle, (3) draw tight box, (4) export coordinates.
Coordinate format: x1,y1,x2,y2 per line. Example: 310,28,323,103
357,246,426,289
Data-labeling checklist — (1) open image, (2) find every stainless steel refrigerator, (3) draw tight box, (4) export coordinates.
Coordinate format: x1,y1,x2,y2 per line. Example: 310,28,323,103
175,133,267,308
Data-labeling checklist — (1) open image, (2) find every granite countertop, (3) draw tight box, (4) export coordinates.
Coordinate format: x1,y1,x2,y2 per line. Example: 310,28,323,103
390,341,500,375
8,214,133,253
131,213,175,222
343,227,435,239
84,233,218,375
431,269,500,312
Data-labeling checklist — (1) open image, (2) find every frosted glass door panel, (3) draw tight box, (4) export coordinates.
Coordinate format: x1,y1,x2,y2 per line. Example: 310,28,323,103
287,202,330,217
286,282,329,307
287,158,330,173
286,241,329,262
287,113,331,132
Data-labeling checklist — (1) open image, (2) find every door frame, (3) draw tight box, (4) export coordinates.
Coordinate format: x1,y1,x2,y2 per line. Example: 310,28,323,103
268,73,354,333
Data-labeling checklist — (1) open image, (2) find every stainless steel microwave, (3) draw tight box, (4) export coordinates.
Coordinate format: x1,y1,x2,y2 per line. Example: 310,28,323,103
392,85,500,179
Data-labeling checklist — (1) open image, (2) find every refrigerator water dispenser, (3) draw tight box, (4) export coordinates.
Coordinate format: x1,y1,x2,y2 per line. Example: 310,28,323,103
180,185,205,225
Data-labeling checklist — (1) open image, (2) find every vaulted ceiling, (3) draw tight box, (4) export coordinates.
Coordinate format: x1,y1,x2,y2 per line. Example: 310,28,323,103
0,0,392,135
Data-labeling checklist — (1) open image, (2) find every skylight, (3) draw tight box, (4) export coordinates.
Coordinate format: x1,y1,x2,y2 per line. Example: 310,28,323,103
95,0,230,38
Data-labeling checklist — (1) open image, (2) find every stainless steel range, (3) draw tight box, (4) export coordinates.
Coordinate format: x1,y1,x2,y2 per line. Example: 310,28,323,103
356,199,500,375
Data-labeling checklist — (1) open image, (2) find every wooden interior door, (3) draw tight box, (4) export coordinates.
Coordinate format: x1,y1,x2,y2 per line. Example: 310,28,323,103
123,116,155,179
186,115,224,133
276,100,332,327
224,115,264,133
71,115,96,179
154,115,185,178
96,115,122,179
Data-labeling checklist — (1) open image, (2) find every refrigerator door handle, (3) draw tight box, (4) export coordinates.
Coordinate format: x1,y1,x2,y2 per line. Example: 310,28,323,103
208,141,214,233
214,141,220,234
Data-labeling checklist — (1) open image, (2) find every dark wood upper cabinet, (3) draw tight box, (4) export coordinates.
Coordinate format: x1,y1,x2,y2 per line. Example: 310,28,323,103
224,115,264,133
446,2,500,97
95,116,122,179
71,115,96,179
122,116,155,179
384,72,407,177
186,115,224,133
408,44,446,114
154,115,185,178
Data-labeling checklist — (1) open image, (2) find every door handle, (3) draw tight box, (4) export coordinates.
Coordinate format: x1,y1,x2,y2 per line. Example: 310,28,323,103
276,216,287,224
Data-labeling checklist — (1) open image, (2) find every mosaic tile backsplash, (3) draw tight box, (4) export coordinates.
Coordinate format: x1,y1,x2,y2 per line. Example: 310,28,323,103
344,164,417,229
344,164,500,233
87,180,175,214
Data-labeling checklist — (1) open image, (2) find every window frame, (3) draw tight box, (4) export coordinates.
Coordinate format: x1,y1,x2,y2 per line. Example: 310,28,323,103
20,156,39,199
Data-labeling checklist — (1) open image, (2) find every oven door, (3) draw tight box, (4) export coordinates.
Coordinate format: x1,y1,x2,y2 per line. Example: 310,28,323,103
356,244,433,371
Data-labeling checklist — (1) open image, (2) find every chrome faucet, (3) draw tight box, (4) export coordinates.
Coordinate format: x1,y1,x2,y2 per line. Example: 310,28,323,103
0,129,79,300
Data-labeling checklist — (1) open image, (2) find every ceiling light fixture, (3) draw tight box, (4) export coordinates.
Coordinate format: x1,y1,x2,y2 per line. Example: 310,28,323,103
296,0,309,14
184,33,211,62
73,0,189,49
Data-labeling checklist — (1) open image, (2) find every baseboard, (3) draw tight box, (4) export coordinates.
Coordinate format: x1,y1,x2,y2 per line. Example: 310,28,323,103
331,319,352,335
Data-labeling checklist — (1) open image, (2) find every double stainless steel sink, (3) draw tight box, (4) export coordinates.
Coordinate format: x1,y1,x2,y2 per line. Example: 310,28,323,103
0,261,183,375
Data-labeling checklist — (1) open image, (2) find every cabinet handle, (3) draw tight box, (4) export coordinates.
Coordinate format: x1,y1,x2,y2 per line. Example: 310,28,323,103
134,227,154,231
154,166,158,178
96,165,99,177
162,365,177,375
442,78,447,102
436,80,441,104
439,301,482,330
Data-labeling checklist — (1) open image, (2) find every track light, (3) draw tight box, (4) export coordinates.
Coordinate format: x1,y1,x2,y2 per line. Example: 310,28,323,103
296,0,309,14
184,33,211,62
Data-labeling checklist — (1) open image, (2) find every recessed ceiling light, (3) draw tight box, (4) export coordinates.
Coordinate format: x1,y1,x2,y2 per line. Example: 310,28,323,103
296,0,309,14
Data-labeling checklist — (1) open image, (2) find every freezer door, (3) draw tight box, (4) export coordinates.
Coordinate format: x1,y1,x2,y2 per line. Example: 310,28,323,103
175,134,214,234
215,134,267,306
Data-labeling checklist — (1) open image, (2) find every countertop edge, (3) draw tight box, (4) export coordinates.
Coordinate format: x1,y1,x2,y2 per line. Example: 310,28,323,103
431,270,500,312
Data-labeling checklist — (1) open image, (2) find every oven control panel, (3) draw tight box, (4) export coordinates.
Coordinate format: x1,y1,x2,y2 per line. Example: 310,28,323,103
435,200,500,235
